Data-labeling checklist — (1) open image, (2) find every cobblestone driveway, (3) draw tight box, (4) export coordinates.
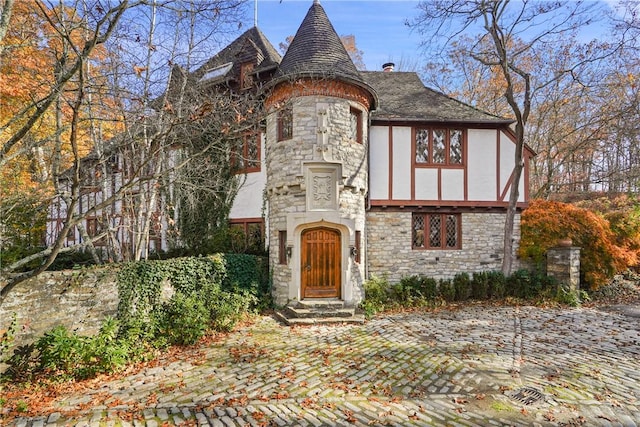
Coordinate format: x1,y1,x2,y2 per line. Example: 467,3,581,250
5,303,640,426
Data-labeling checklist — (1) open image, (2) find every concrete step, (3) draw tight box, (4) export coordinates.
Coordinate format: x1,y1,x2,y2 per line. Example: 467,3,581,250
283,306,356,319
293,299,345,310
275,299,365,326
273,310,365,326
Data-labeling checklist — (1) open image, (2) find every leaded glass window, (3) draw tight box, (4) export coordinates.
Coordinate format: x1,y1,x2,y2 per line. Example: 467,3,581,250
413,214,425,248
416,129,429,163
414,128,465,166
412,213,461,250
278,105,293,141
433,130,445,163
450,130,462,164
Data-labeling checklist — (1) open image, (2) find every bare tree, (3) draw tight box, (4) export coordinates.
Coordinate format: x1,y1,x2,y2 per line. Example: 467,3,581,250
409,0,618,274
0,0,258,301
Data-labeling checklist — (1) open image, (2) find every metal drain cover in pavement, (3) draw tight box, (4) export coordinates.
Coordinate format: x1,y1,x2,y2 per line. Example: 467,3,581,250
508,386,545,405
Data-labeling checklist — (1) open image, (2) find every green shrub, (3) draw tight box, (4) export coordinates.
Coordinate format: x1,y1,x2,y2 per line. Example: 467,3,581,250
389,280,412,305
506,268,556,299
359,268,564,315
419,276,439,301
32,319,137,380
157,293,209,346
116,254,267,340
438,278,456,302
78,318,132,378
209,290,257,332
555,286,590,307
395,275,439,306
487,271,507,299
507,269,533,298
471,272,490,300
36,325,85,374
360,275,390,318
453,272,471,301
223,254,271,309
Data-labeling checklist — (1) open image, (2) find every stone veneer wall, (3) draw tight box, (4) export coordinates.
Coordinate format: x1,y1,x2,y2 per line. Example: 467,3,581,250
366,211,521,283
266,89,369,306
0,268,119,347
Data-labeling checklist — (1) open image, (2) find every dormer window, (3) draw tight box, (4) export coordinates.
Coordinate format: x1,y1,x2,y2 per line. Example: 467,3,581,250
277,105,293,141
350,107,362,144
240,62,255,90
199,62,233,84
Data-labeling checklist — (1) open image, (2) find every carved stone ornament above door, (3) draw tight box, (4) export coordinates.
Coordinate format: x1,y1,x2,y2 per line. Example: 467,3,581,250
306,164,339,211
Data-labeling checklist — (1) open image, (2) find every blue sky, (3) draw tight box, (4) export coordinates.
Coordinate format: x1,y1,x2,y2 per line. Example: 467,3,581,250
251,0,424,71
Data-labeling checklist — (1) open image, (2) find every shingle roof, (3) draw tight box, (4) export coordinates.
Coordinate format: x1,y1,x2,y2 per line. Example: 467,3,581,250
193,27,281,80
361,71,513,124
277,1,361,83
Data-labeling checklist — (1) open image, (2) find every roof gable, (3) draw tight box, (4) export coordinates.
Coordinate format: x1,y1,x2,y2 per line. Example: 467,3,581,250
193,27,281,83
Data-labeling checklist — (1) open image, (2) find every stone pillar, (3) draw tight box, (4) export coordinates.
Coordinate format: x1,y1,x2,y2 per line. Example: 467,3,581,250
546,241,581,290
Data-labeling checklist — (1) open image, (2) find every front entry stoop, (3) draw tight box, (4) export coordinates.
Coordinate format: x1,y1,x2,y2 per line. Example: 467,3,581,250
275,299,365,326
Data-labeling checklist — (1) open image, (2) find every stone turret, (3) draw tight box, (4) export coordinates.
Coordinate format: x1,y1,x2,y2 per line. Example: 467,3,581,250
265,1,376,307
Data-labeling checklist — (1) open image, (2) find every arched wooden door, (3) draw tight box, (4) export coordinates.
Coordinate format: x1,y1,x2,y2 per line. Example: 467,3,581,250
301,227,341,299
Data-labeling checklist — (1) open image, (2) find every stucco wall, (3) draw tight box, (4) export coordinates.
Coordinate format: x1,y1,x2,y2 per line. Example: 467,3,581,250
369,125,526,204
366,211,522,283
229,134,267,220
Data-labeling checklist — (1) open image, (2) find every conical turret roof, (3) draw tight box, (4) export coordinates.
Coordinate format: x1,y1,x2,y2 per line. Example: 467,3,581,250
277,0,361,82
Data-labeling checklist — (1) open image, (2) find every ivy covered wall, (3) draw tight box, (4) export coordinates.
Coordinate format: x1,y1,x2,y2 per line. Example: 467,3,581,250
0,254,269,350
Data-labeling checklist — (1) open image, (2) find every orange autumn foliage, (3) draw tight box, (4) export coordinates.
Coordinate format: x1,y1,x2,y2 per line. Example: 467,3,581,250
520,200,637,288
1,1,123,196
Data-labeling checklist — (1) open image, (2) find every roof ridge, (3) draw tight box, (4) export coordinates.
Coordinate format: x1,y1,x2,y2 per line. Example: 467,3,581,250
192,26,281,78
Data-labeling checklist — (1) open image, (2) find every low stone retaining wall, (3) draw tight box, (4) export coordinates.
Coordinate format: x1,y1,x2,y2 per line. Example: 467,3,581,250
0,267,119,348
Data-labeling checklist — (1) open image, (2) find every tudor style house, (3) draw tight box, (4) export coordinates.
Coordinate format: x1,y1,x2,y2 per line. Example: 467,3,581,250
46,0,532,315
253,1,532,309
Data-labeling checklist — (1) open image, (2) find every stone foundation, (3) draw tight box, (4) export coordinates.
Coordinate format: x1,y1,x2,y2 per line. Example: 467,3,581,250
366,211,521,283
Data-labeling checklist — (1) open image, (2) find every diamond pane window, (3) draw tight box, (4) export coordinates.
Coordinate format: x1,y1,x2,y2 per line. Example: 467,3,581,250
445,215,458,248
433,130,445,163
450,130,462,164
278,105,293,141
414,128,465,166
413,213,461,250
416,129,429,163
413,215,425,248
429,215,442,247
